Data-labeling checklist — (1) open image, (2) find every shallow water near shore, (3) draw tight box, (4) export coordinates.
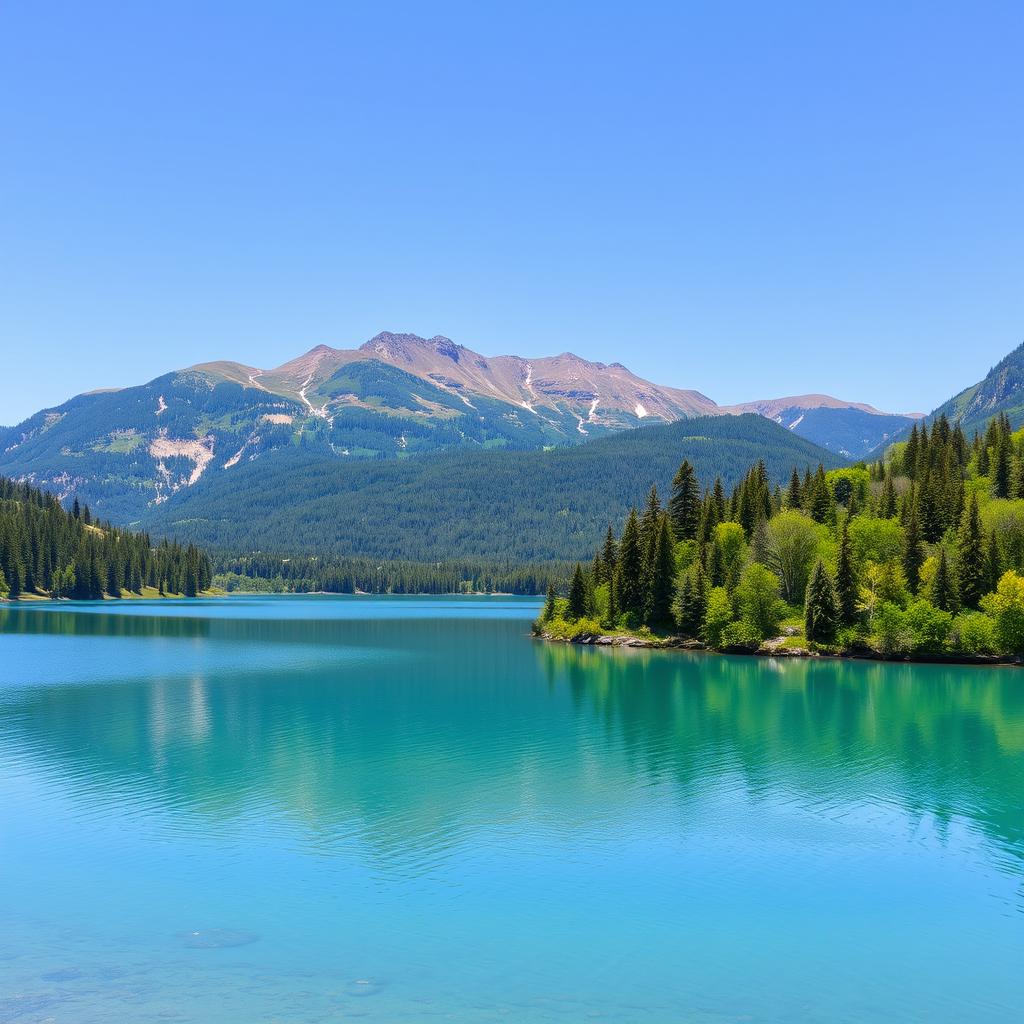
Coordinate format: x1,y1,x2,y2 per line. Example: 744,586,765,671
1,594,1022,1022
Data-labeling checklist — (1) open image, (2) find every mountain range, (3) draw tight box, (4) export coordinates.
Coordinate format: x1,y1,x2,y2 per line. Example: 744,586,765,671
0,331,920,524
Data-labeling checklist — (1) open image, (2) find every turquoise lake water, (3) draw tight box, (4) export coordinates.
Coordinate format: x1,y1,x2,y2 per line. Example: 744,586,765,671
1,595,1022,1022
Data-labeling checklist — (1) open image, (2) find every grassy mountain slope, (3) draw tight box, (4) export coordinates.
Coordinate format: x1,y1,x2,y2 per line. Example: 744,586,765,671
141,414,844,562
927,341,1024,435
0,363,577,522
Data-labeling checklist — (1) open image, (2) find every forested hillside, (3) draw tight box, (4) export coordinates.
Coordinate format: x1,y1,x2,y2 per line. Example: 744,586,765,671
0,477,212,599
213,553,568,596
541,412,1024,658
142,415,844,563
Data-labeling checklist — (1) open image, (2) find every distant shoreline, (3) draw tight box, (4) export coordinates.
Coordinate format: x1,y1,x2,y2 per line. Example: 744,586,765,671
1,589,533,603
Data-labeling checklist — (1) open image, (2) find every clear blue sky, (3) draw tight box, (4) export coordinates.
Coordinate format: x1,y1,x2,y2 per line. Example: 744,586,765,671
2,1,1022,424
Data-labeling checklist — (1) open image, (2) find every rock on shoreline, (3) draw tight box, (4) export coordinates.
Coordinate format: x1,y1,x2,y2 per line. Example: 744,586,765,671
535,631,1013,666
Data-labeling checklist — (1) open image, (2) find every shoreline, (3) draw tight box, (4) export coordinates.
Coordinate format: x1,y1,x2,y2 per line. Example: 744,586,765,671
1,589,533,603
534,629,1020,668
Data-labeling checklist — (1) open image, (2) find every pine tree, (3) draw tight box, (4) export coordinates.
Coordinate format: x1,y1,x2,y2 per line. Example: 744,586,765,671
644,513,676,628
808,465,835,524
697,490,718,545
668,460,700,541
916,420,930,478
675,572,694,632
956,493,986,609
905,424,919,480
106,558,121,598
567,563,588,620
902,500,924,593
707,536,725,588
72,497,81,520
835,520,858,626
879,475,897,519
918,471,944,543
932,546,957,613
994,432,1012,499
712,477,726,523
615,508,644,620
541,581,557,622
601,526,617,580
985,531,1002,594
787,467,802,509
804,560,840,645
676,560,708,636
639,486,662,582
976,430,990,475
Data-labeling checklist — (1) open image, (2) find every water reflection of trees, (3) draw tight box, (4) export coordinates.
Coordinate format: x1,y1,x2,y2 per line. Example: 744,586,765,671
539,642,1024,862
2,610,1022,872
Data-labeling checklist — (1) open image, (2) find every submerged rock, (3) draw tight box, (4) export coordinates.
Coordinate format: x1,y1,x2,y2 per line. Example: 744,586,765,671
346,977,386,997
41,967,84,982
180,929,260,949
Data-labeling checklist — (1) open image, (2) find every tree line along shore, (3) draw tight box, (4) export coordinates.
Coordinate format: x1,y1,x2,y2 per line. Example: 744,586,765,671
0,479,213,600
536,413,1024,662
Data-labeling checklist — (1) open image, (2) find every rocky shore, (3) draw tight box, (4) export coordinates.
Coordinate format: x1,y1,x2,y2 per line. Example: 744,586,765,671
534,630,1015,666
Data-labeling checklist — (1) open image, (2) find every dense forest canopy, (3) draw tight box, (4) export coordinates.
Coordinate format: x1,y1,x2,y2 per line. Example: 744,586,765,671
0,477,212,599
213,552,568,596
540,412,1024,658
142,415,844,563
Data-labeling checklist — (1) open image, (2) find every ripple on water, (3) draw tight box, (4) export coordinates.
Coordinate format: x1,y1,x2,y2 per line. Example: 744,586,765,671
180,929,260,949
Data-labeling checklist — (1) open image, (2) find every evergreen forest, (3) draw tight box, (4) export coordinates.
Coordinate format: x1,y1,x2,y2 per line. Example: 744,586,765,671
0,477,213,599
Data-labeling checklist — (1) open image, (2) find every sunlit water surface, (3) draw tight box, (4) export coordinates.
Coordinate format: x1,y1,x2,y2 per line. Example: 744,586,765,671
1,596,1022,1023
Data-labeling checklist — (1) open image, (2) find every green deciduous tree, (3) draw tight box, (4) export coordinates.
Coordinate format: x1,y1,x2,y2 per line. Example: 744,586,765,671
702,586,735,647
761,509,820,604
981,570,1024,655
734,563,785,640
712,521,748,591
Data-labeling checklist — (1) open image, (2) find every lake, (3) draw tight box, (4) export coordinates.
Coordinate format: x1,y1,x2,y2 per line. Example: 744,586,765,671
1,595,1022,1022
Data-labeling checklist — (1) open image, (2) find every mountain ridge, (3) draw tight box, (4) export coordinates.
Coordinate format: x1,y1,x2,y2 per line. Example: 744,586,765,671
191,331,722,427
925,341,1024,435
184,329,912,450
0,330,923,524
